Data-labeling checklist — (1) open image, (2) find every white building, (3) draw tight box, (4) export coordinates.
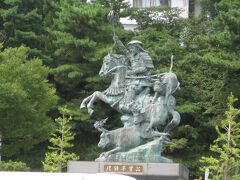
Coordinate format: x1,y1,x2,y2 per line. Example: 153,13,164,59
120,0,202,30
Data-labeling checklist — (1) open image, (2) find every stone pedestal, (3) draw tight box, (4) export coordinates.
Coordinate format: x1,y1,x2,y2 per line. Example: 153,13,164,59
67,161,189,180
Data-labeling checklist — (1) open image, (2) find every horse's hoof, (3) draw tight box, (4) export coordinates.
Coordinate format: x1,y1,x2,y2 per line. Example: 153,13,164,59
80,103,85,109
88,109,94,115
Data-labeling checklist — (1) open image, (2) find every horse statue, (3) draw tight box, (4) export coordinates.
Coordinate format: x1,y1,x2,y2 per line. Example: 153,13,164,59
80,53,128,115
137,58,181,133
81,53,181,133
153,57,181,132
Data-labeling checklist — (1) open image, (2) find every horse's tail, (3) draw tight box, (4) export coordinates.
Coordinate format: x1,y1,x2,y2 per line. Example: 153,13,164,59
163,111,180,133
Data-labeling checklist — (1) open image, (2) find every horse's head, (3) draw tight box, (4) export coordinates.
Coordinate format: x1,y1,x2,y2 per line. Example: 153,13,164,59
99,53,127,77
153,72,180,96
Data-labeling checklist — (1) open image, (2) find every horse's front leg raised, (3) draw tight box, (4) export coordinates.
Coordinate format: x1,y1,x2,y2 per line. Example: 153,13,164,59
80,94,94,109
87,91,109,115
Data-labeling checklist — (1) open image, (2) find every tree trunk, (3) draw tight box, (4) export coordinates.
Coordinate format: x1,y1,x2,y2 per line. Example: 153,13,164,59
224,123,231,180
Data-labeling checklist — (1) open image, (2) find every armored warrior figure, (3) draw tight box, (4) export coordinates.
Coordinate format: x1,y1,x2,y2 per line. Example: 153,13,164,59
113,36,154,122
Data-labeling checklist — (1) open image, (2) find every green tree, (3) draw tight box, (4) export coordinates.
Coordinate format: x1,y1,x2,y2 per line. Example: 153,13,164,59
0,0,52,61
130,6,183,31
93,0,130,14
0,160,30,171
199,94,240,180
49,1,111,93
130,0,240,178
0,46,58,157
1,0,132,165
42,107,79,172
176,1,240,175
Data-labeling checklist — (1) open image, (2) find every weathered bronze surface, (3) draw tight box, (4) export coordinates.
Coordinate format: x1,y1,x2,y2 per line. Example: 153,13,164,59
80,12,181,163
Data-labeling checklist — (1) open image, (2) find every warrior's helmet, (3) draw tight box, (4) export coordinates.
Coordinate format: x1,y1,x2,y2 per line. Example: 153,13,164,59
127,40,145,52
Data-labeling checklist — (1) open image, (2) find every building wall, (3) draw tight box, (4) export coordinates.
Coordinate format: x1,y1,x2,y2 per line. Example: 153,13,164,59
194,0,202,17
171,0,189,18
130,0,171,8
120,17,138,31
128,0,189,18
121,0,190,30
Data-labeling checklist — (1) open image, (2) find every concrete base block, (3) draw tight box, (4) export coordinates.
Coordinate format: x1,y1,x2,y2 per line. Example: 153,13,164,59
67,161,189,180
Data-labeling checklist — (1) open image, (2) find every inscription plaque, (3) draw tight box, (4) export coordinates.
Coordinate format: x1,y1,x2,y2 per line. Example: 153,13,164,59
104,165,143,173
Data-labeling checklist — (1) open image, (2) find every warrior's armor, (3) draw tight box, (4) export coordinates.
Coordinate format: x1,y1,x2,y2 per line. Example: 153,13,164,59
114,37,154,86
126,52,153,87
114,36,154,119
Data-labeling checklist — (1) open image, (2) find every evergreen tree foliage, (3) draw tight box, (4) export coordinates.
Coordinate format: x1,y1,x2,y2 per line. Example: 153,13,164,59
92,0,130,14
176,1,240,175
49,1,112,85
181,1,239,177
0,0,51,61
0,46,58,157
129,0,240,177
199,93,240,180
130,6,183,31
42,107,79,172
0,160,30,171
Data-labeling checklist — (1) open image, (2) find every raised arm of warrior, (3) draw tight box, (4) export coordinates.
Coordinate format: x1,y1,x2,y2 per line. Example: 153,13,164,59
113,36,130,58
